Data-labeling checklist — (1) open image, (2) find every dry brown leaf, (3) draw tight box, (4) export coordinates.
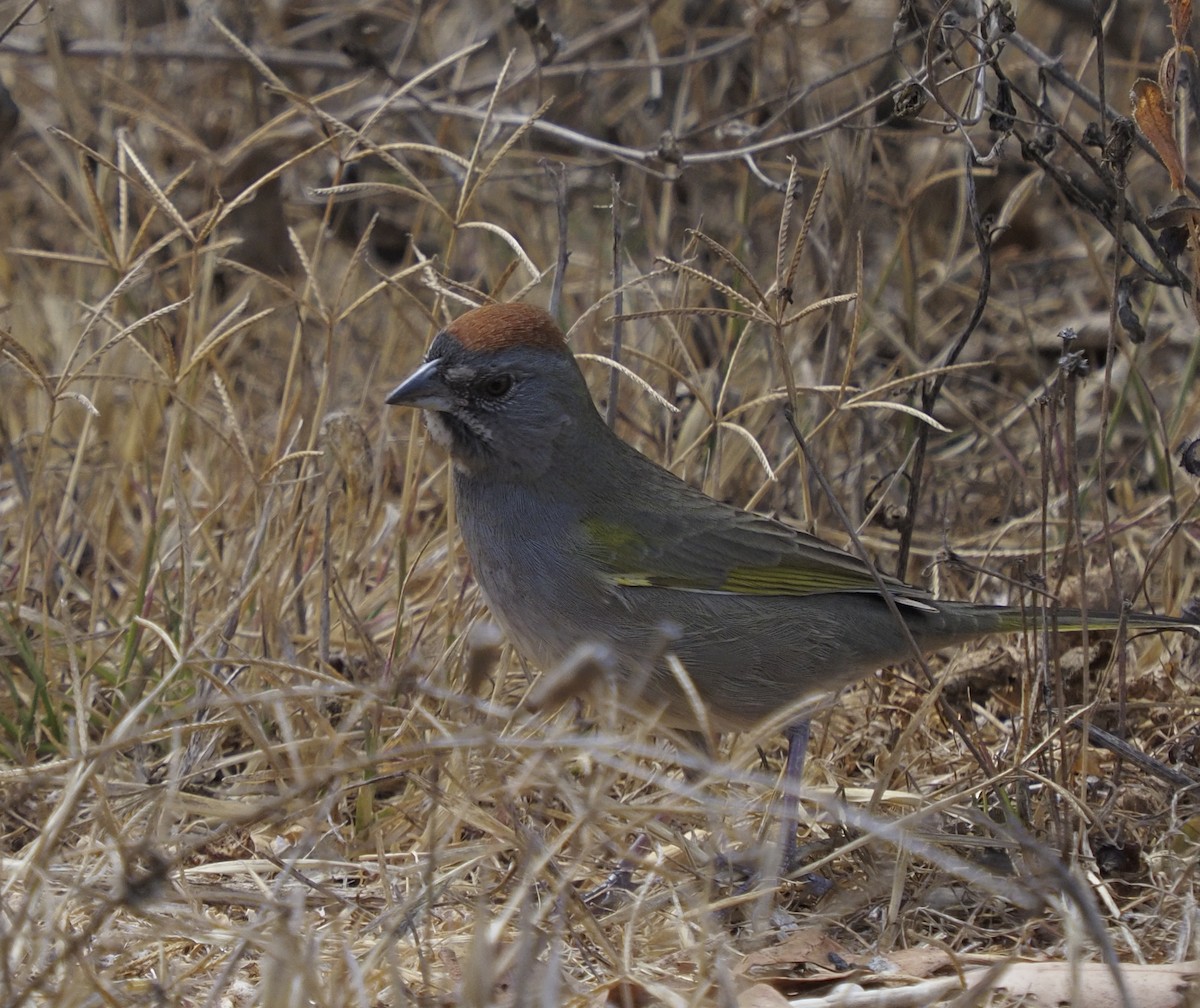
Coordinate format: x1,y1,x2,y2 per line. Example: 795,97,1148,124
738,928,855,982
590,977,685,1007
1169,0,1193,44
1160,50,1179,114
736,983,793,1007
1147,194,1200,229
971,960,1200,1007
1132,78,1187,191
884,947,959,978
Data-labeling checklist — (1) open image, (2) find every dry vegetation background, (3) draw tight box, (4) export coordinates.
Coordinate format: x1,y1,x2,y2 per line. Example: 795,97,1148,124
3,0,1200,1004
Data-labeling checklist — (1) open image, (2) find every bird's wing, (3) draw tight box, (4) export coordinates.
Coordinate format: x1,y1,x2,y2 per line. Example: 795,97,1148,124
581,462,934,606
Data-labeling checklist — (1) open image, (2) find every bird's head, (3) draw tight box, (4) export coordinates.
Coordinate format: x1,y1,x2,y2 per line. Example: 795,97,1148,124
386,303,599,480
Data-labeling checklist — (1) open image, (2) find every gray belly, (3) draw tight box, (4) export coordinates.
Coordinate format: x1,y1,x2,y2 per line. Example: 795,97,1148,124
452,479,957,732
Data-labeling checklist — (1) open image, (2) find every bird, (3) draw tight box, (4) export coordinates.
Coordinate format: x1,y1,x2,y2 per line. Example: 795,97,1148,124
386,300,1196,870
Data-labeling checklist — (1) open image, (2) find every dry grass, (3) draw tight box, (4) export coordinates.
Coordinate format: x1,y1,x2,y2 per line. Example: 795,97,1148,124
3,1,1200,1005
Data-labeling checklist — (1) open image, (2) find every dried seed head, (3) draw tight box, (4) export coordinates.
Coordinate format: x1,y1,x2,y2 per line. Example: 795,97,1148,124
321,411,374,502
463,621,504,694
524,642,618,713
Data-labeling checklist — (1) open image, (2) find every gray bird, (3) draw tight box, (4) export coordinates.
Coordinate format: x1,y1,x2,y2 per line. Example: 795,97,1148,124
387,301,1196,867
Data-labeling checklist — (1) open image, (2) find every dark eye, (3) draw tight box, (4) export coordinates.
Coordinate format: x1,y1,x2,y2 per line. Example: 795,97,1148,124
476,373,513,398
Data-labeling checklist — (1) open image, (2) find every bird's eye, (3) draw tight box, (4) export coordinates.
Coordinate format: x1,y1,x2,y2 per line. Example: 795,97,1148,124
476,374,513,398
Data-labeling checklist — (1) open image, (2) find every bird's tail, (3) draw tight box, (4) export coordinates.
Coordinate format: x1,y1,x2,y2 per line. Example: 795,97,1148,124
986,606,1198,635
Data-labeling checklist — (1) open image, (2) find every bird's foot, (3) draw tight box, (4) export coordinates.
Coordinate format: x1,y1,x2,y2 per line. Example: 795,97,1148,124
713,850,832,901
582,861,641,909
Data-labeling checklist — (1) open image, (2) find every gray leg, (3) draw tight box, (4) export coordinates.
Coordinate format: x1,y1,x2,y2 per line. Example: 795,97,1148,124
777,719,811,875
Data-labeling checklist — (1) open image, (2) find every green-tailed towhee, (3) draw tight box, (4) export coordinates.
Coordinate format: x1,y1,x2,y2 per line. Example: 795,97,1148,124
388,301,1200,874
388,301,1195,735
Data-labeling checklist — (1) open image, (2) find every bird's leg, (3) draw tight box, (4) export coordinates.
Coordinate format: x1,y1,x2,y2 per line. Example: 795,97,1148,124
587,723,828,907
584,730,716,906
776,719,831,898
775,719,809,876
